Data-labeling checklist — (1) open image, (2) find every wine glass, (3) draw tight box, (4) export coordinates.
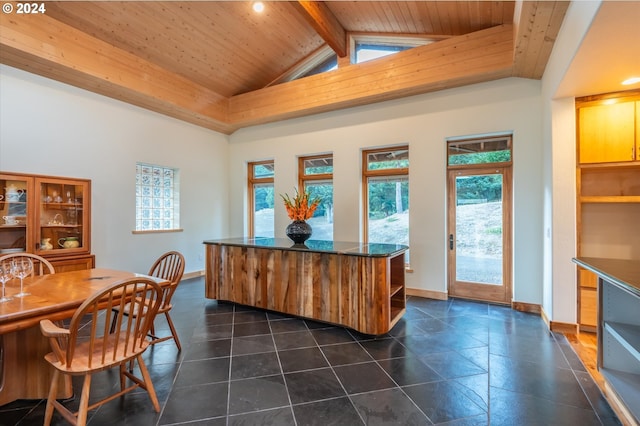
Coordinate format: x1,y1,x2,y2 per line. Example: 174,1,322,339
0,261,13,302
11,258,33,298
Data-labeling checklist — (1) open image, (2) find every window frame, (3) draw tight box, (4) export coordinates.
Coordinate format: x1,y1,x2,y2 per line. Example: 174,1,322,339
447,135,513,169
298,154,334,240
298,154,334,189
248,160,274,238
133,162,181,234
361,146,409,244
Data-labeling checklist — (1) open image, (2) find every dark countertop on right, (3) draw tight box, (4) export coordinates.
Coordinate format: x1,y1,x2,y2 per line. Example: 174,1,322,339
573,257,640,295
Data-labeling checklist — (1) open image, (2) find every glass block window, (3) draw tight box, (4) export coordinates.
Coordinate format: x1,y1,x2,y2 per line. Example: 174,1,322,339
136,163,180,231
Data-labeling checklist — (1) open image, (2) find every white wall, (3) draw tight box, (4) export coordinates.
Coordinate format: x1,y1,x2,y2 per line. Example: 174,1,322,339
540,1,601,323
0,65,229,275
230,78,544,304
1,59,580,313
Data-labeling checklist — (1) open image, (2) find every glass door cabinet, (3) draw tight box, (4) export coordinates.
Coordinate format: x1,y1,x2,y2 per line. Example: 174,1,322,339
0,174,32,254
0,172,94,272
36,177,90,255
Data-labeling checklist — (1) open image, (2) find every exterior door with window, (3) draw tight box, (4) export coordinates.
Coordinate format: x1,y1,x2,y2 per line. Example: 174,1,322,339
446,137,512,304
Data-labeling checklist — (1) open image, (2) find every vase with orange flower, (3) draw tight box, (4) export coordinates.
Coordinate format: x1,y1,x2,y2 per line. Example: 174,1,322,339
281,189,321,244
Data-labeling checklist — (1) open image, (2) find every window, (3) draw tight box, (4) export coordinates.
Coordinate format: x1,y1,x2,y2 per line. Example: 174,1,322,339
301,55,338,78
299,154,333,241
284,36,432,84
448,136,512,166
135,163,180,232
355,43,411,63
353,35,433,64
362,147,409,249
271,46,337,85
248,160,274,238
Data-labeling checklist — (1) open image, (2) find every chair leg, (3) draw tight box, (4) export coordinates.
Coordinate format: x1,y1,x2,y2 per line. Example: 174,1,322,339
136,355,160,412
76,374,92,426
120,363,127,391
165,312,181,351
43,369,60,426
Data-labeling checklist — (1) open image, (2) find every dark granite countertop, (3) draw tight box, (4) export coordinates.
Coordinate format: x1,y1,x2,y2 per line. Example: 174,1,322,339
573,257,640,296
204,237,408,258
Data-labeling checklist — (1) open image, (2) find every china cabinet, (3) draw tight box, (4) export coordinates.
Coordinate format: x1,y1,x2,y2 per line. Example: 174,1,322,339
0,172,94,272
575,91,640,331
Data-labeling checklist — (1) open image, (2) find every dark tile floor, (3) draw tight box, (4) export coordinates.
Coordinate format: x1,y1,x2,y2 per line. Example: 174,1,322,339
1,277,621,425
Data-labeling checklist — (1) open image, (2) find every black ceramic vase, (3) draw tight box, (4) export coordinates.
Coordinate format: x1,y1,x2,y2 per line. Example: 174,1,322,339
286,220,312,244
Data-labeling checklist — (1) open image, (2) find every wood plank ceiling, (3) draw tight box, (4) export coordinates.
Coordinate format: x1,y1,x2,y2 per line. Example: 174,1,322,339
0,1,569,134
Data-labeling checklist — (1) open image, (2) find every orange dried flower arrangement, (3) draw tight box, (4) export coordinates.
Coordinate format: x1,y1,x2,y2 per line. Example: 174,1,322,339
280,189,321,221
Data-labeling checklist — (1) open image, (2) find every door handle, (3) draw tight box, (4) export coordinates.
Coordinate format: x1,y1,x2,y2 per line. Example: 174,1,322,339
449,234,454,250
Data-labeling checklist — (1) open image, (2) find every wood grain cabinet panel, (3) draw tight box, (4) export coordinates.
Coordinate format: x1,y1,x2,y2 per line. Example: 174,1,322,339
579,102,635,164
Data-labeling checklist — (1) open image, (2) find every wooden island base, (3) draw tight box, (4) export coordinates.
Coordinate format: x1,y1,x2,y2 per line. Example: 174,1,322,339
204,238,408,335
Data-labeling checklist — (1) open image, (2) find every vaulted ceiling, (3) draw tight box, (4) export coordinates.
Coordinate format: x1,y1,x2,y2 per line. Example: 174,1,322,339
0,1,569,134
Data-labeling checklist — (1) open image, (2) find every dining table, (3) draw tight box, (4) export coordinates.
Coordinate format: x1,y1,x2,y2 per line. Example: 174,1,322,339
0,268,169,406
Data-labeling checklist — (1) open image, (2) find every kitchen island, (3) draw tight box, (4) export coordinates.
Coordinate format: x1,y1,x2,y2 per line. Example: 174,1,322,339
204,238,408,335
573,257,640,426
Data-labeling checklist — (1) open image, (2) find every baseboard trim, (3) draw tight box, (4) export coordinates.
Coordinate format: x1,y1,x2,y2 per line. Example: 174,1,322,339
540,306,579,334
550,321,579,334
512,301,541,314
406,288,448,300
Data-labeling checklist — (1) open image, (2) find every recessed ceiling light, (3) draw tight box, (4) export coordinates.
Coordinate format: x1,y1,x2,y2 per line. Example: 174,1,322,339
621,77,640,85
253,2,265,13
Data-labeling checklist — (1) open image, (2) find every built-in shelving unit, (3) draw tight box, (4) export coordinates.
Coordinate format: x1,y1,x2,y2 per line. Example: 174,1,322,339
576,91,640,331
601,276,640,424
574,257,640,425
389,252,406,327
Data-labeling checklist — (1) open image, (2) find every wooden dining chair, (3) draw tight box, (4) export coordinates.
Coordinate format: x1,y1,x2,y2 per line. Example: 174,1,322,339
0,252,55,275
40,277,163,426
110,251,185,350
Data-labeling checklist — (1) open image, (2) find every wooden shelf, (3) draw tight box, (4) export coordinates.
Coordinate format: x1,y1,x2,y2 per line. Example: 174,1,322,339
580,195,640,203
390,284,403,297
42,203,83,209
389,306,405,327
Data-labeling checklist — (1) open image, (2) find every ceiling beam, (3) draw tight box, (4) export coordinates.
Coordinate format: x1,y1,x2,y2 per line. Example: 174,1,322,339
293,1,348,58
228,25,515,128
0,12,232,134
1,12,519,135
